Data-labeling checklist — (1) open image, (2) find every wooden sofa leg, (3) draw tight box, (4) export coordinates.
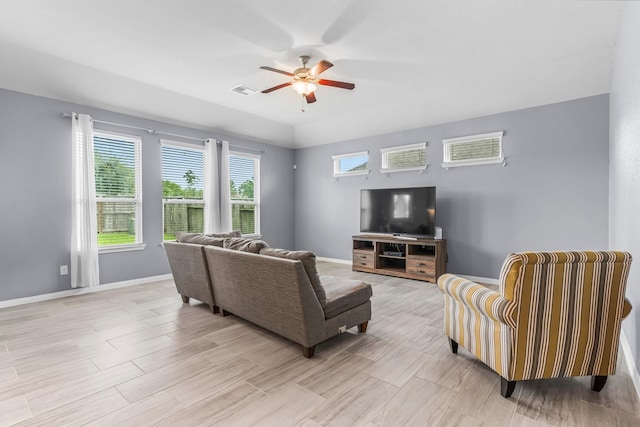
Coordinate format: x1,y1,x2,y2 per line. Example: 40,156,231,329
212,305,220,314
501,378,516,398
358,321,368,333
449,338,458,354
181,295,190,304
303,345,316,358
222,309,231,317
591,375,608,392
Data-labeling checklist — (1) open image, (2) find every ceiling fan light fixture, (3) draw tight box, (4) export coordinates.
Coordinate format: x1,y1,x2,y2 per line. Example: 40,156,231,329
291,81,317,96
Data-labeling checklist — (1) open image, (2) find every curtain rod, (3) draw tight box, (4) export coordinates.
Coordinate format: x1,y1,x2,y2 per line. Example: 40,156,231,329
61,113,266,153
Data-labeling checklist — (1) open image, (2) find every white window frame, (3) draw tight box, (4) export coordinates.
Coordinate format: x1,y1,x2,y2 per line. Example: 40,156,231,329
229,151,261,236
331,151,370,178
380,142,427,174
94,130,144,254
441,131,504,168
161,139,205,241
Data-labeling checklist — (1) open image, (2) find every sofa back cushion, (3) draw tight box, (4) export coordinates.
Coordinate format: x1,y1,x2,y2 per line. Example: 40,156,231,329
223,237,269,253
260,248,327,307
175,232,225,246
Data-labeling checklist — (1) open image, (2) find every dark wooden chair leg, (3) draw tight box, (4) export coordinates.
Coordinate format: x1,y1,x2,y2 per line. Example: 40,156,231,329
222,309,231,317
358,321,368,333
591,375,607,392
501,378,516,398
213,305,220,314
303,345,316,358
181,295,190,304
449,338,458,354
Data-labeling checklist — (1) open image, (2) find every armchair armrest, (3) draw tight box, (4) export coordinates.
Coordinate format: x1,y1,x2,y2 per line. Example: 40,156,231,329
623,298,632,319
438,274,515,327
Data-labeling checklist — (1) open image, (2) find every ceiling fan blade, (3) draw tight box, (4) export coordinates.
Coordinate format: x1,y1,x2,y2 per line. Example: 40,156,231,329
259,66,293,77
261,82,292,93
318,79,355,90
310,60,333,76
306,92,317,104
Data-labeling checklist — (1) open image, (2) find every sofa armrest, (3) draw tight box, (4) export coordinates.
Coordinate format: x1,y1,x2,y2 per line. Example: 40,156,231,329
438,274,514,327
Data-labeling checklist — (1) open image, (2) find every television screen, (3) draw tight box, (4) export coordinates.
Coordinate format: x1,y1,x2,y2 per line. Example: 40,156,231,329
360,186,436,236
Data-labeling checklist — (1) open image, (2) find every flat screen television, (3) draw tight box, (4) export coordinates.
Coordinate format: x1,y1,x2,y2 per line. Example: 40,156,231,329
360,186,436,237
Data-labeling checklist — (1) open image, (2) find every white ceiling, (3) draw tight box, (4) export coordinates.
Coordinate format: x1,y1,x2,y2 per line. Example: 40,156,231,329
0,0,624,149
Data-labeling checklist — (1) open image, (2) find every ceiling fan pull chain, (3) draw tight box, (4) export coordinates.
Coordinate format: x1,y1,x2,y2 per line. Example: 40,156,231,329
301,95,306,113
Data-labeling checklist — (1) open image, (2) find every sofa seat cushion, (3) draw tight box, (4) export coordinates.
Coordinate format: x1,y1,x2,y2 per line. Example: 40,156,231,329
321,275,373,319
175,232,225,246
260,248,327,307
223,237,269,253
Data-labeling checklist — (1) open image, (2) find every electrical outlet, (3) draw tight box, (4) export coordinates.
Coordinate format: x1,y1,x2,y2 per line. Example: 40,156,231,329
338,325,347,333
60,265,68,275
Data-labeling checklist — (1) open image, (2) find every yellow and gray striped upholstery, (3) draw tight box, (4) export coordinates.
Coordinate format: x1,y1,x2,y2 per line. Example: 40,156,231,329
438,251,632,382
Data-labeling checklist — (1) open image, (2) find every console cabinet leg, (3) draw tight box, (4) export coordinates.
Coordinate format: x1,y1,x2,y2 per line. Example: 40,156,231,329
181,295,190,304
358,321,368,333
303,345,316,358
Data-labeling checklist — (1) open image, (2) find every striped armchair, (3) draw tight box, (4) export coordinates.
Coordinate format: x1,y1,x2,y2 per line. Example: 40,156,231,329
438,251,632,398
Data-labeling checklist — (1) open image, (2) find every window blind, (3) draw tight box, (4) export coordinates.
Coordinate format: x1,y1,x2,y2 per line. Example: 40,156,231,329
442,131,504,168
380,142,427,172
229,153,260,235
93,132,142,247
161,142,205,240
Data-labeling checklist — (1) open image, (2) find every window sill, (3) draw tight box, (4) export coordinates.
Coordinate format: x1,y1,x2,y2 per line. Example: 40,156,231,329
380,165,427,174
332,170,370,178
99,243,146,254
441,157,504,168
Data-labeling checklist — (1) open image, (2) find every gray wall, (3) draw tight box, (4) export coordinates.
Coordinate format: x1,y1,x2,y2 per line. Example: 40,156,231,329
610,3,640,383
294,95,610,279
0,89,294,301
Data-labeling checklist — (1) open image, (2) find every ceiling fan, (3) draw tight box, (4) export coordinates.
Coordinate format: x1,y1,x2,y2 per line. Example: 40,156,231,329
260,56,355,104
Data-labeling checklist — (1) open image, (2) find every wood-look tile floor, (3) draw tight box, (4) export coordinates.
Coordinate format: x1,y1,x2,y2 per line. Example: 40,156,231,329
1,261,639,426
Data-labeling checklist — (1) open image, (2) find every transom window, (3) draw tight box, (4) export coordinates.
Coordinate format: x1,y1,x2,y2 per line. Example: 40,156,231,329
93,131,142,249
229,152,260,235
332,151,370,177
380,142,427,173
161,141,204,240
442,131,504,168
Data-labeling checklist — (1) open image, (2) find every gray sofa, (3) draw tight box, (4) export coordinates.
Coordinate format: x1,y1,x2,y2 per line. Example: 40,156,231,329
164,233,372,358
203,245,372,358
163,230,242,314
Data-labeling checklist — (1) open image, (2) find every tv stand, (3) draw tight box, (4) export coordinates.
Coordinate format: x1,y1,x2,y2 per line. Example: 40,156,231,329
352,235,447,283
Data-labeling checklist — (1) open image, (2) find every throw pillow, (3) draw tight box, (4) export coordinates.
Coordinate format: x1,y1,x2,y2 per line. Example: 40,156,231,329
223,237,269,253
205,230,242,238
259,247,327,307
175,232,225,246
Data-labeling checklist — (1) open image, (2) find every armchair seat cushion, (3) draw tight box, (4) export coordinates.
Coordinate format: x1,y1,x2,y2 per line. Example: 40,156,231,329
321,275,373,319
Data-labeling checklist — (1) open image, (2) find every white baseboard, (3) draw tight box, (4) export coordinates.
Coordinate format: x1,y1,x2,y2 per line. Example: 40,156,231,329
620,330,640,400
316,257,352,265
0,274,173,308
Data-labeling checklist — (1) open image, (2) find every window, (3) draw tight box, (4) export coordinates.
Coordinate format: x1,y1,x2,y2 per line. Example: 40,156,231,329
229,152,260,235
161,141,204,241
442,131,504,168
380,142,427,173
93,131,142,250
332,151,369,177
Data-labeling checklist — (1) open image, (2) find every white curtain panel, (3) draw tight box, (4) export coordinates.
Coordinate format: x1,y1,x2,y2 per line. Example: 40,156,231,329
220,140,233,231
203,138,221,233
70,113,100,288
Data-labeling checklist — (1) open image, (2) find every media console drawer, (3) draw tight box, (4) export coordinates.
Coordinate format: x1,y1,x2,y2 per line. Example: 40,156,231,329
406,258,435,270
353,252,374,268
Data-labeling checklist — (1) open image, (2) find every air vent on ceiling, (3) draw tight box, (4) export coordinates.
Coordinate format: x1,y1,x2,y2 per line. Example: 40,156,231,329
230,85,258,96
